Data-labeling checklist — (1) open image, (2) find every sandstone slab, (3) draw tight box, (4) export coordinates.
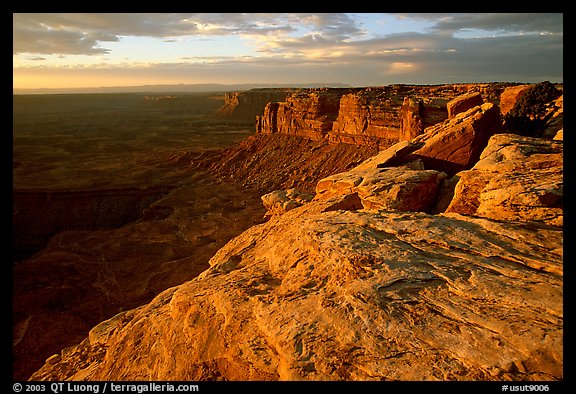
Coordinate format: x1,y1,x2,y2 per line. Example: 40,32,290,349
447,91,483,118
446,133,563,226
31,201,563,381
499,85,531,115
412,102,502,176
315,164,446,214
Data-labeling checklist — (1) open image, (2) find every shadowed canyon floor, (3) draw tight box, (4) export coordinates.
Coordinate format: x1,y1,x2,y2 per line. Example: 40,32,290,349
13,85,563,381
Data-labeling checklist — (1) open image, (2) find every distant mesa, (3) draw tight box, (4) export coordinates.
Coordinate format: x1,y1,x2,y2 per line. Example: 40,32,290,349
13,82,352,95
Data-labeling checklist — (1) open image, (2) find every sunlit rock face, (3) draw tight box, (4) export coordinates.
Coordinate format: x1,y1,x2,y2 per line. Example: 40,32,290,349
410,102,502,176
31,135,563,382
23,83,563,382
499,85,532,116
446,133,563,227
255,84,510,149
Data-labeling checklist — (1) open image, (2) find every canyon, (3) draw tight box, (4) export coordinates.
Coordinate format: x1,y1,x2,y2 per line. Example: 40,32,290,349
13,83,563,382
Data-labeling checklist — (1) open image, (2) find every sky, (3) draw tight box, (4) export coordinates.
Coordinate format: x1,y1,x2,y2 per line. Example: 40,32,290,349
12,13,563,91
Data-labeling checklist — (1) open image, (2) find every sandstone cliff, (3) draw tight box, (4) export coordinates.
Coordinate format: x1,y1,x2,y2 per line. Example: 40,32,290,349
255,84,512,149
30,108,563,382
23,83,564,382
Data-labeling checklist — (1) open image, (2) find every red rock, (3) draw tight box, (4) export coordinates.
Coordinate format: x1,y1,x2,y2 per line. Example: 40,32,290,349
255,85,513,149
256,91,343,140
447,92,484,118
400,97,424,140
445,133,563,226
315,164,446,214
31,200,563,381
499,85,531,115
330,92,402,145
411,102,502,176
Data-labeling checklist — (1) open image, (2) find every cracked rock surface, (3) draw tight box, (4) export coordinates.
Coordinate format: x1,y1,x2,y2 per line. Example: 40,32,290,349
31,197,562,381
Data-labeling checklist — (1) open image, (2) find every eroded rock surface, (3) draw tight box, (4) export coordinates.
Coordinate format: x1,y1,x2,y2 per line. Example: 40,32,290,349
447,91,484,118
31,200,563,381
315,166,445,213
20,83,564,382
446,133,563,226
261,188,314,220
411,102,502,176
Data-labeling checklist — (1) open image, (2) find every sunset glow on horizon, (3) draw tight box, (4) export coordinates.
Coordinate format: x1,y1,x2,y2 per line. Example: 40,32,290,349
13,13,563,92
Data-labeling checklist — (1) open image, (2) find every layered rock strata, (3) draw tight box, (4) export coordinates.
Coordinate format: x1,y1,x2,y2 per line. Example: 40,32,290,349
256,90,345,140
254,84,514,149
446,133,563,227
31,131,563,381
31,200,563,381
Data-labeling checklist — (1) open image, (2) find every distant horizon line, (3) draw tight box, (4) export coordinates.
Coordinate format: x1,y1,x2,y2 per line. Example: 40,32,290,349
13,80,563,95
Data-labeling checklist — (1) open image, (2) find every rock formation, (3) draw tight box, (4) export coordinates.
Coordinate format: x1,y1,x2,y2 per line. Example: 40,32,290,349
31,182,563,381
20,82,564,382
410,102,502,176
217,89,292,122
255,84,512,150
446,133,563,227
400,97,424,140
499,85,531,115
446,91,483,118
261,188,314,220
257,90,345,140
30,129,563,382
330,90,403,146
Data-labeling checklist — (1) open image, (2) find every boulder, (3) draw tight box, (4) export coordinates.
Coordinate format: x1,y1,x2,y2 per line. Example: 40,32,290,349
446,92,483,118
31,201,563,381
445,133,563,227
315,166,446,214
499,84,531,115
411,102,502,176
261,188,313,219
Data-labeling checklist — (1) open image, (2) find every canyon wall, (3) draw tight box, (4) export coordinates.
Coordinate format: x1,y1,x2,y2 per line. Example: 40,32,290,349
255,84,511,149
13,186,172,261
18,82,564,382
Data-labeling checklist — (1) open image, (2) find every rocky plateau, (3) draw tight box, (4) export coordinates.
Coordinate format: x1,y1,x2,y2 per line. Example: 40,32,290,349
14,83,564,382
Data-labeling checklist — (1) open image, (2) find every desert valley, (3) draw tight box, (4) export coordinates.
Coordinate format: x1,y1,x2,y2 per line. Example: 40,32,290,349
13,82,563,382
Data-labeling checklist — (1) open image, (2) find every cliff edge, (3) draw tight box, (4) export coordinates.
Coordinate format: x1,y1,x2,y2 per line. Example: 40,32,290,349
30,85,563,381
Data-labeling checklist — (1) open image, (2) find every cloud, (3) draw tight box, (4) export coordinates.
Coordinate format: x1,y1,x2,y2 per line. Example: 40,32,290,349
391,13,563,35
13,13,364,56
12,13,563,86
